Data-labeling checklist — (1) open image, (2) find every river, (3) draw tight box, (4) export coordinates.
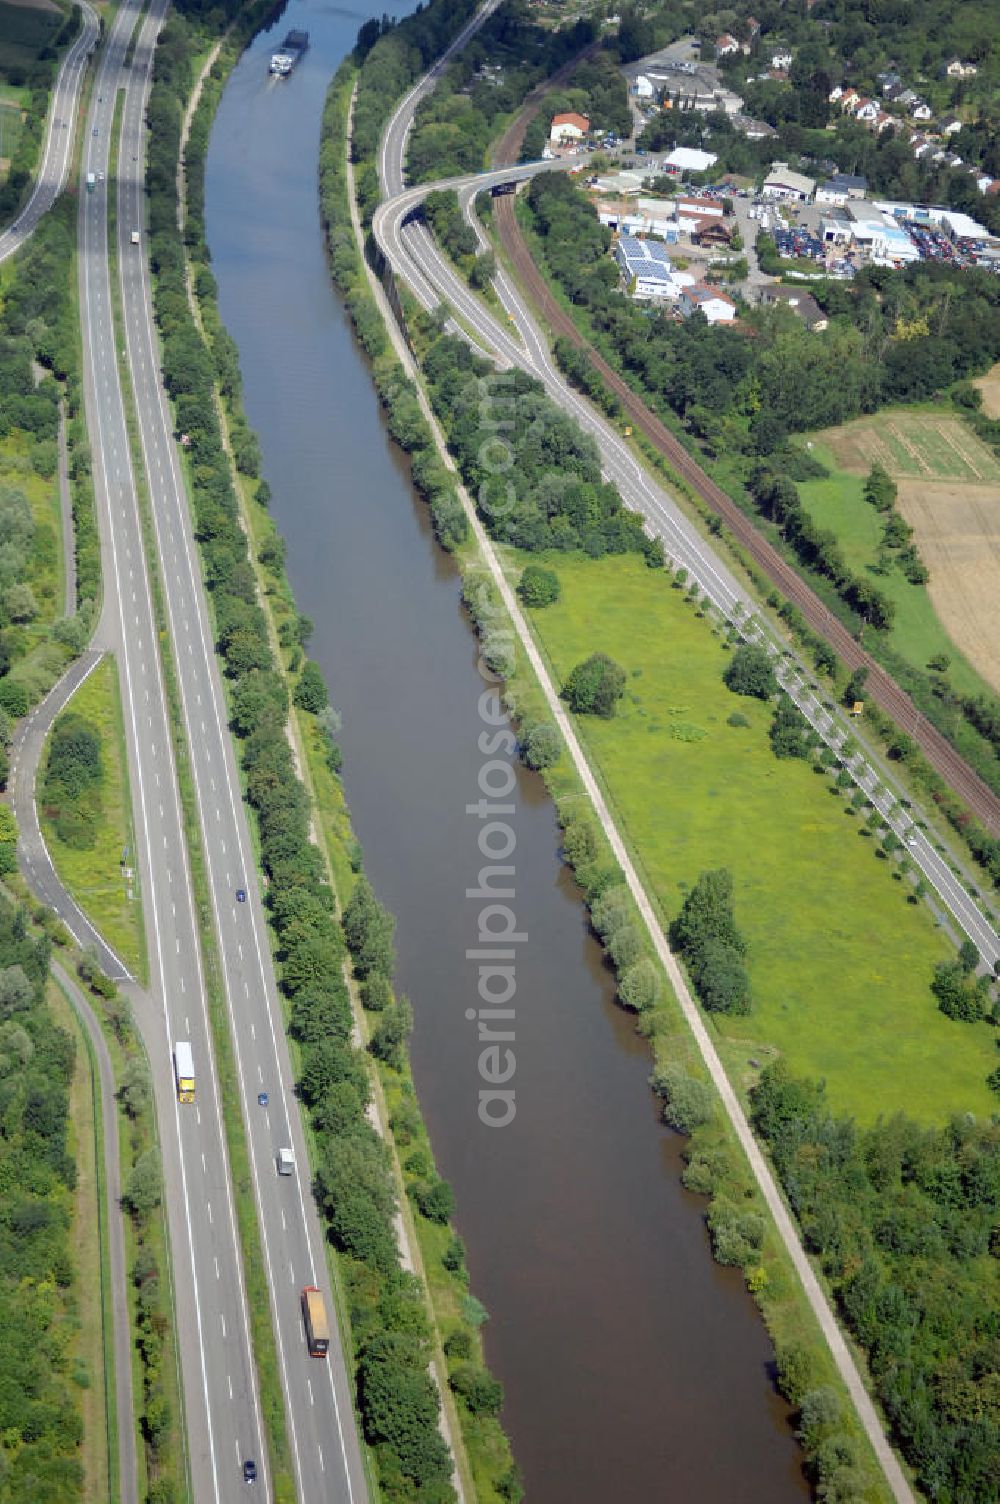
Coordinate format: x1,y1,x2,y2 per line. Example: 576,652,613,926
205,5,809,1498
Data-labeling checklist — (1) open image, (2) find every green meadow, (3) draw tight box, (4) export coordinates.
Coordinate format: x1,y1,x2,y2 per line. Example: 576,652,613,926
518,551,996,1123
41,655,146,979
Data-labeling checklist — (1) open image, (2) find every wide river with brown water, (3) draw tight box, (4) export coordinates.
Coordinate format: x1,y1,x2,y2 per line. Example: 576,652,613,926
206,4,809,1497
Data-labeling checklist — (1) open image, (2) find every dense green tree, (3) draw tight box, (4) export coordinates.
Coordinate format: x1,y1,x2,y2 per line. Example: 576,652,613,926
723,644,777,701
516,563,560,608
561,653,626,719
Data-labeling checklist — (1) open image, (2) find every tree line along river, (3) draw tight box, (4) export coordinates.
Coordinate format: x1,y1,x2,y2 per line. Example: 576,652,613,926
204,2,809,1497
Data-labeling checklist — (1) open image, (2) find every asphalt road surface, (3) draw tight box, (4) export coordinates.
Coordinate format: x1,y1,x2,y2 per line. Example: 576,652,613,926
0,0,98,264
79,1,274,1497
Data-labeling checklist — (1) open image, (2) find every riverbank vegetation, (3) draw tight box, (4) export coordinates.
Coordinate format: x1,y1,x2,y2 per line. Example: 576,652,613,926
153,17,522,1503
39,658,144,979
0,888,86,1501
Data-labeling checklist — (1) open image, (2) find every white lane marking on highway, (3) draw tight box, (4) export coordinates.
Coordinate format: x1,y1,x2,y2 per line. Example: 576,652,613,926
214,1257,220,1279
201,1153,206,1173
249,1022,255,1038
228,1376,233,1400
318,1445,324,1473
167,869,172,883
258,1065,263,1082
219,1313,226,1338
179,976,185,992
237,944,243,960
207,1201,212,1225
244,982,250,998
307,1378,313,1406
280,1209,286,1231
196,1108,200,1126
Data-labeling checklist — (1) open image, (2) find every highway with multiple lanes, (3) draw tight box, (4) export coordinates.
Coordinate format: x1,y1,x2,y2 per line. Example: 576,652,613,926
115,6,366,1502
0,0,98,264
371,132,1000,974
80,2,272,1497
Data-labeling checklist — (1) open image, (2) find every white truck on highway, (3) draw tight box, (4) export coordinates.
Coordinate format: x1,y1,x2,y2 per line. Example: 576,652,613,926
130,229,140,245
173,1040,195,1103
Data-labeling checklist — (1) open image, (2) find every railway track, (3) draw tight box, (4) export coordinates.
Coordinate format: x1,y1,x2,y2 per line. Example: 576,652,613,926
490,111,1000,839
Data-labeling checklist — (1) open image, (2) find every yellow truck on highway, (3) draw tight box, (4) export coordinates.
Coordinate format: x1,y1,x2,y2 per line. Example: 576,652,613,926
301,1286,329,1357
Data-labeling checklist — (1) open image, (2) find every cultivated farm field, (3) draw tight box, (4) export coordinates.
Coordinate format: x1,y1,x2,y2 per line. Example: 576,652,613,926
811,410,1000,694
516,552,997,1125
822,409,1000,485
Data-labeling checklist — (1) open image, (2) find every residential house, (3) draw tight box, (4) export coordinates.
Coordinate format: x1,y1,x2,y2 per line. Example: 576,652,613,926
977,175,996,195
549,112,590,143
943,58,977,79
762,163,816,201
770,48,793,70
873,111,896,134
815,172,868,205
828,84,844,103
838,88,860,113
878,71,902,95
855,99,880,123
910,101,933,122
896,88,919,109
715,33,740,58
940,116,963,136
633,74,655,99
759,285,829,330
679,282,737,323
736,115,777,140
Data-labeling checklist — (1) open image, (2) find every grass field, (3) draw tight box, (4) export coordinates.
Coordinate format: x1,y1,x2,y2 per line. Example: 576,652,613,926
798,424,1000,701
42,656,146,979
517,551,997,1124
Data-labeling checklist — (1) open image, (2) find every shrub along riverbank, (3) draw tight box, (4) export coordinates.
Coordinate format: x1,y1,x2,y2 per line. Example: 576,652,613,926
155,11,521,1503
